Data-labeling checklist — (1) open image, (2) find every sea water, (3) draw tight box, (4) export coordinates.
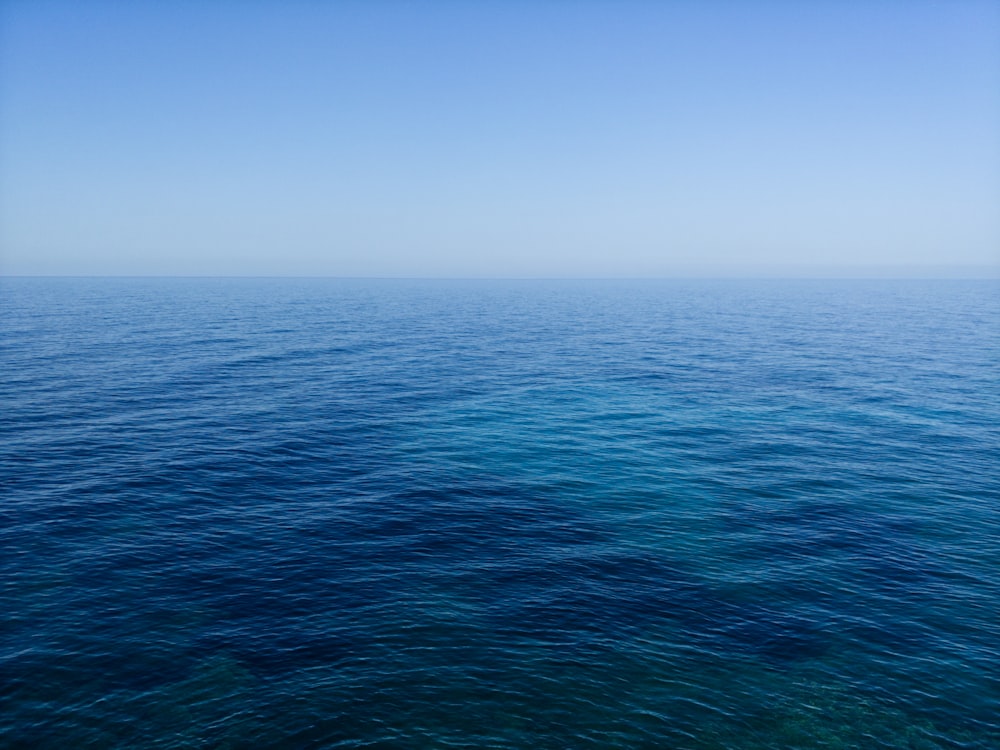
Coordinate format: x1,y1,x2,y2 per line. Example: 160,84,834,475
2,278,998,748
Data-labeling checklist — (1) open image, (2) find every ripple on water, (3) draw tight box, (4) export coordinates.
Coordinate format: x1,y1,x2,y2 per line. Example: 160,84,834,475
2,278,999,748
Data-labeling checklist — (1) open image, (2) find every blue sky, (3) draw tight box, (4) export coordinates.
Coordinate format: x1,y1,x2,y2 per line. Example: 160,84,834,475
1,1,998,277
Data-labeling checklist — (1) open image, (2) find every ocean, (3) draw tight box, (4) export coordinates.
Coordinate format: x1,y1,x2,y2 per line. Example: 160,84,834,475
2,278,998,749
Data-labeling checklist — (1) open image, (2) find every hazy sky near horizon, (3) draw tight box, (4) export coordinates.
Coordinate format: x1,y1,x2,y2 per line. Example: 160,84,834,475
1,1,998,277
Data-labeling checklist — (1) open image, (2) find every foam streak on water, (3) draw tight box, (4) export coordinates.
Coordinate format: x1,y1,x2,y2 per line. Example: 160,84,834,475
2,279,998,749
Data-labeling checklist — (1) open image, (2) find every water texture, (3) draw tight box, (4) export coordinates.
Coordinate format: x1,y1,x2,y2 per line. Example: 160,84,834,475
2,278,998,749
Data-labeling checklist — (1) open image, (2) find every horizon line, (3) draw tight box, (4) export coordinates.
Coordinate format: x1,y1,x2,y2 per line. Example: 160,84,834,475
3,274,999,281
4,263,999,281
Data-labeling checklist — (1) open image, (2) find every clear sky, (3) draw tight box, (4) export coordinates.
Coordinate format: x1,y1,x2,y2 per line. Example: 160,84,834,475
1,0,998,277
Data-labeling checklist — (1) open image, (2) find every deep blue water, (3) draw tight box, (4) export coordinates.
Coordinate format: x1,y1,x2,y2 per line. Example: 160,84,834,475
2,278,998,749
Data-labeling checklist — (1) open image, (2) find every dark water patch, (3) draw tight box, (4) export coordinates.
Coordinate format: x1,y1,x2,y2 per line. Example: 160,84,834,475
193,630,358,678
712,607,830,662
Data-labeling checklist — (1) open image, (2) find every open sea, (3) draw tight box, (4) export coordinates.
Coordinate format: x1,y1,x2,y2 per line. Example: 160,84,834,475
1,277,998,749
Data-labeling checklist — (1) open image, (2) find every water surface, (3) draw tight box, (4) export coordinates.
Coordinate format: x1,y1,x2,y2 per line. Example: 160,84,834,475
2,278,998,748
